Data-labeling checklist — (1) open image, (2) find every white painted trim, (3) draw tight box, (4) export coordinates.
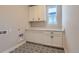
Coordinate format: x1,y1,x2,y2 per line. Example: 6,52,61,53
2,40,26,53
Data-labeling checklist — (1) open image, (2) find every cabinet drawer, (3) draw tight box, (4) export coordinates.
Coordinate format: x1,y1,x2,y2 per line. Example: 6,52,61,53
52,37,63,47
53,32,63,37
53,32,63,35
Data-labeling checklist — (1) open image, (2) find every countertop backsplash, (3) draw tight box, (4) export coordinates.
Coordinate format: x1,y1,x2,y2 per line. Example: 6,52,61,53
29,21,62,30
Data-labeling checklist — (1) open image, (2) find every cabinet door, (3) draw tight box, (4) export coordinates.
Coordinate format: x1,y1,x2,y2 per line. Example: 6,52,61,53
29,6,46,21
37,6,46,21
25,31,51,45
29,6,39,21
33,6,38,21
40,31,52,45
52,36,63,48
29,7,35,21
25,31,39,42
52,32,63,48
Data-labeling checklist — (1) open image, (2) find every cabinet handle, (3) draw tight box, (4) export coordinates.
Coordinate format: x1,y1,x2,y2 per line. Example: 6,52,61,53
51,36,54,38
38,18,40,20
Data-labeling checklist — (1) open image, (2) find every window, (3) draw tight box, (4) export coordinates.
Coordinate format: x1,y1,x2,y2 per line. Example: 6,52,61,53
47,6,57,25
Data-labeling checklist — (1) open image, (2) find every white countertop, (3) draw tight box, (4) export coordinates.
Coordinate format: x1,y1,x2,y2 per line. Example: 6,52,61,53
26,28,64,32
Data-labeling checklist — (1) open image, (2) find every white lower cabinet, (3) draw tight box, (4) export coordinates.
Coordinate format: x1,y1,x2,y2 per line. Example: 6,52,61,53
25,31,50,45
25,30,64,48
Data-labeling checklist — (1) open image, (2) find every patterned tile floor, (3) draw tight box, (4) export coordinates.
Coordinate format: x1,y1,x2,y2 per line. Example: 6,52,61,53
10,42,64,53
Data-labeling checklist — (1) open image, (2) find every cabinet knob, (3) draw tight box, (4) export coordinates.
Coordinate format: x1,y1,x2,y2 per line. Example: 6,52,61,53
51,36,54,38
38,18,40,20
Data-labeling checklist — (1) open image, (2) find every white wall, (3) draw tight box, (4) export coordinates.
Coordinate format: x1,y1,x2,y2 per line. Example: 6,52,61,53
57,5,62,29
0,6,29,52
62,6,79,52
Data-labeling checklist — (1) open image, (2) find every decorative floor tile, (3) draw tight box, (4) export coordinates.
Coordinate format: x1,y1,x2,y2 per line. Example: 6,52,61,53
10,42,64,53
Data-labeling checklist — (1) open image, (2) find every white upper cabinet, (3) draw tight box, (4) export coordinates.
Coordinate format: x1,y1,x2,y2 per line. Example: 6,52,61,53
29,5,46,22
29,6,35,21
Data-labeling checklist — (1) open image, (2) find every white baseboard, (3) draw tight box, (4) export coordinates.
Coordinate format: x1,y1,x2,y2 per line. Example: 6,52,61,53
2,40,26,53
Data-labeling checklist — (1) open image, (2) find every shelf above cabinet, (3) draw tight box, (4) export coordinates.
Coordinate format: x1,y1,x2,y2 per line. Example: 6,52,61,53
29,5,36,7
29,20,45,23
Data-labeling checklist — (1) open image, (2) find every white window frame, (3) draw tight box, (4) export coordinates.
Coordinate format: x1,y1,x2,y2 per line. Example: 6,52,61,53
46,5,58,28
